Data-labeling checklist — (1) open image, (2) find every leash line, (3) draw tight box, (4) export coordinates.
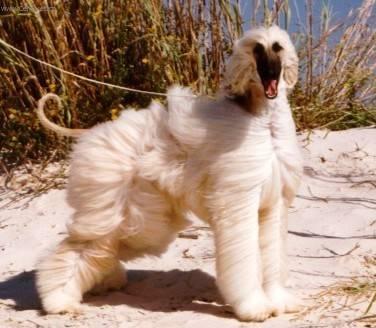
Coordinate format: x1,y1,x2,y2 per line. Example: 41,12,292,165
0,37,196,98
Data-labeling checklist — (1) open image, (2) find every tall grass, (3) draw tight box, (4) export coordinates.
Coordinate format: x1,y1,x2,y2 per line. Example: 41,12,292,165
0,0,375,173
294,0,376,130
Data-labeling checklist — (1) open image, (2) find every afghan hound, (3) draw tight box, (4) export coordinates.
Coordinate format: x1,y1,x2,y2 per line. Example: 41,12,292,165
36,25,303,322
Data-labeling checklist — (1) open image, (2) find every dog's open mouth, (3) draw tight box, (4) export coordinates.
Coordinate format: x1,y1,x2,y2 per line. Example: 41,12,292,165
263,79,278,99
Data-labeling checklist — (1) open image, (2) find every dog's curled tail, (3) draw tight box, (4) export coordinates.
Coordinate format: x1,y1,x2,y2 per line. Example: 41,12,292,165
37,93,86,138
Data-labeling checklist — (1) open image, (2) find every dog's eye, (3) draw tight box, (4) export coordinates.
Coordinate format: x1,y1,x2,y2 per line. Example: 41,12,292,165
253,42,265,54
272,42,283,52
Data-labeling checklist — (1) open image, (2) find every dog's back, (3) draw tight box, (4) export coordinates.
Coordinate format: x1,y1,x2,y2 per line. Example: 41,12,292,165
65,101,169,238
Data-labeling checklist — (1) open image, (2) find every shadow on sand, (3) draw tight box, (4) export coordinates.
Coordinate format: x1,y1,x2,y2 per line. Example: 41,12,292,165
0,271,41,310
0,269,232,318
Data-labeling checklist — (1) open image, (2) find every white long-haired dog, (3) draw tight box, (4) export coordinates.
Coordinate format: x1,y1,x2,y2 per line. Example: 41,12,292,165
36,25,302,322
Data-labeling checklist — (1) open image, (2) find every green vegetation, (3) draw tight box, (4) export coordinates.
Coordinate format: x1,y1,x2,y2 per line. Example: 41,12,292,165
0,0,375,172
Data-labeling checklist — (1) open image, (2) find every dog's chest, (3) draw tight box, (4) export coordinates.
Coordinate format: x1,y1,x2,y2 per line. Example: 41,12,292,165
269,106,303,200
258,134,301,208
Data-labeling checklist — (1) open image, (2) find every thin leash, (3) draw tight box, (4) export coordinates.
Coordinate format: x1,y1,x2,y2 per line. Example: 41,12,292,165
0,37,197,98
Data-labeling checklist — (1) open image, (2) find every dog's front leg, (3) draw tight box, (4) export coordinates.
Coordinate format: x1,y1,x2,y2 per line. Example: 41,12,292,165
212,190,275,322
259,200,301,315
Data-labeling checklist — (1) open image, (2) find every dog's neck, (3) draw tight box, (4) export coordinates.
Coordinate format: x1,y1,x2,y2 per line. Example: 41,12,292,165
228,90,285,115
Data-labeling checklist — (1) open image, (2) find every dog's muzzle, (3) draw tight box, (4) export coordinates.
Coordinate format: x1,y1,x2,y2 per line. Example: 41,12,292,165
254,43,282,99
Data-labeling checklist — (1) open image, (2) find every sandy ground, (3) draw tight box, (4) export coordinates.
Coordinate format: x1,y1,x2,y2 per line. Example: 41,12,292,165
0,128,375,328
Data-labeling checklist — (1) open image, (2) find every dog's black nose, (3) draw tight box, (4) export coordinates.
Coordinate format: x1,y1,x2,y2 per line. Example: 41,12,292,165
266,57,282,79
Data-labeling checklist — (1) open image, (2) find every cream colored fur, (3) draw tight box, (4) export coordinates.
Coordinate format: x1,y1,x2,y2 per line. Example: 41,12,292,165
36,25,303,322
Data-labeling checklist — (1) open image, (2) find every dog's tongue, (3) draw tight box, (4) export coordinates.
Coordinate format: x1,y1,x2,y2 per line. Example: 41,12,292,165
264,79,278,98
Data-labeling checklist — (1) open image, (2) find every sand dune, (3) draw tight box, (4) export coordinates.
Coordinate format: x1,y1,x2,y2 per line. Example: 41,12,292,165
0,128,375,328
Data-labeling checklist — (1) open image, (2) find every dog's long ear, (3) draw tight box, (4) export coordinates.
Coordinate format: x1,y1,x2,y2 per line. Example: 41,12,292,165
283,50,299,89
223,45,257,96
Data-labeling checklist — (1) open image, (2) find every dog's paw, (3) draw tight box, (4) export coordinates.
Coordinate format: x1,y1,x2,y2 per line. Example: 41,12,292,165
232,289,275,322
42,290,83,314
265,284,302,316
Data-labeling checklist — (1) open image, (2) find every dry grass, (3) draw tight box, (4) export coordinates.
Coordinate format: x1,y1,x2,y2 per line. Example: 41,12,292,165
0,0,242,173
0,157,68,209
295,256,376,326
293,0,376,131
0,0,375,176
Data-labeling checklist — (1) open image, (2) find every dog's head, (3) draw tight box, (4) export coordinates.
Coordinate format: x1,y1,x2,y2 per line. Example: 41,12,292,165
224,25,298,99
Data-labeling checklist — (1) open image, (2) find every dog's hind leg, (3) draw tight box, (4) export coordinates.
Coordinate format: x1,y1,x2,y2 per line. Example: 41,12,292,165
36,232,123,314
90,261,127,295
